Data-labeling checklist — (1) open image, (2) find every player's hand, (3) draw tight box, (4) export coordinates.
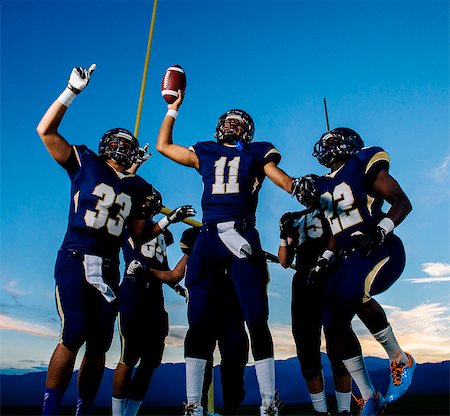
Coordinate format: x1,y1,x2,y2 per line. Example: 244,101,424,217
167,205,196,224
291,177,302,197
307,250,335,285
135,143,152,167
126,259,145,276
359,226,386,256
168,89,184,111
180,227,201,255
279,212,296,239
173,283,188,300
67,64,96,94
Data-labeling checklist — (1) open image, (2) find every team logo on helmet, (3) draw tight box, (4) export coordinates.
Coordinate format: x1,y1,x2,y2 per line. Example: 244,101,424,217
98,128,139,169
312,127,364,167
214,109,255,146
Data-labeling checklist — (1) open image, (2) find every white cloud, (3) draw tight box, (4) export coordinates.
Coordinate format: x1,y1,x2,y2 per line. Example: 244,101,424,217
422,262,450,277
404,263,450,284
0,314,56,338
430,154,450,184
405,276,450,283
3,280,29,302
269,302,450,363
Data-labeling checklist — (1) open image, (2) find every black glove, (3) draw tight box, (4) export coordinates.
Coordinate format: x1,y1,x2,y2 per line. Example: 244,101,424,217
167,205,196,223
359,225,387,256
180,227,201,255
126,260,146,276
172,283,188,300
307,250,335,285
279,212,296,240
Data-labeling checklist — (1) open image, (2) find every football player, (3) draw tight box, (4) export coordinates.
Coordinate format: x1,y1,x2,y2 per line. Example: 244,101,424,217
37,65,193,416
302,128,416,416
278,175,352,416
156,92,295,416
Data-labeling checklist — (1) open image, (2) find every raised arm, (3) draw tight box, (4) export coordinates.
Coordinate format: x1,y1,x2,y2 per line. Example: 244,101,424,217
156,91,199,169
36,65,96,164
264,161,294,193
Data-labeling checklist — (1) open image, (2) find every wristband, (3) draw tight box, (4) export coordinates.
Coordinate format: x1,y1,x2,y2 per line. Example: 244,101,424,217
322,249,335,261
166,109,178,119
57,88,77,107
378,217,395,234
157,216,171,230
279,238,288,247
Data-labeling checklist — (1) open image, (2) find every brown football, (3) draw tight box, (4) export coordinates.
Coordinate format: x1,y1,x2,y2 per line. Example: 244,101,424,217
161,64,186,104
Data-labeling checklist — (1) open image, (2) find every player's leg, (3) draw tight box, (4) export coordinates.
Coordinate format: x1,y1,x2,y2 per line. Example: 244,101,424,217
355,235,416,403
43,250,88,416
216,275,249,415
124,311,169,416
184,229,222,414
292,275,329,415
229,227,278,414
77,262,119,416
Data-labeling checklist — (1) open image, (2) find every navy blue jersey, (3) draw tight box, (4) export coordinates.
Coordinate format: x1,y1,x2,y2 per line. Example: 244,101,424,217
288,208,328,275
121,224,172,308
314,146,390,250
60,145,153,258
191,141,281,223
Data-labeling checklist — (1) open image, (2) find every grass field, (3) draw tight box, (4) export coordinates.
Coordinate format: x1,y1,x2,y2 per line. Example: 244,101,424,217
2,394,449,416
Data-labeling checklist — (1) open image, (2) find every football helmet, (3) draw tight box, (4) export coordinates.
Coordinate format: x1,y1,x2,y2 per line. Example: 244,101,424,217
214,109,255,145
294,174,319,208
312,127,364,167
98,128,139,169
142,187,163,219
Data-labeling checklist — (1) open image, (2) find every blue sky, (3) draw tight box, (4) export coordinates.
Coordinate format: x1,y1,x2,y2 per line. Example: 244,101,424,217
1,0,449,374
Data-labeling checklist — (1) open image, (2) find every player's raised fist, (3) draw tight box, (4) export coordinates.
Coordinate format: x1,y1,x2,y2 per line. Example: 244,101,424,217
67,64,96,94
161,64,186,104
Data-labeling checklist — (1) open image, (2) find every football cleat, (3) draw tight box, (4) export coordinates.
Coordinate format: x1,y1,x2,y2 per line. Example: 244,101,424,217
260,391,283,416
182,402,203,416
358,391,386,416
385,352,416,403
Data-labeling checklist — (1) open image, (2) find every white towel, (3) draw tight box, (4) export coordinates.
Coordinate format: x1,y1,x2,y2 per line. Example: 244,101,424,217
83,254,116,302
217,221,252,259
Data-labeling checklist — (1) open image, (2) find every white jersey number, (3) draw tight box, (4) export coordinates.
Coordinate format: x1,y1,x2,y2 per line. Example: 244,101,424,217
321,182,363,235
141,234,167,263
84,183,132,236
212,156,240,194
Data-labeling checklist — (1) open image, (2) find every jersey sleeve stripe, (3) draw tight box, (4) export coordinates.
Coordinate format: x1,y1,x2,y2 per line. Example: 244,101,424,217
264,148,281,159
365,151,390,174
73,145,82,167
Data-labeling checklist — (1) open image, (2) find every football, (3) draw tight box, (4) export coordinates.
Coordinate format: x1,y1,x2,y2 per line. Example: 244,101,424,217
161,64,187,104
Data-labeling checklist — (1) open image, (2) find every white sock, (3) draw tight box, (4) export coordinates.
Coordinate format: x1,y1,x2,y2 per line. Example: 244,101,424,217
255,357,275,406
310,390,327,413
372,325,408,364
124,398,142,416
112,397,126,416
185,357,207,404
335,390,351,413
342,355,375,401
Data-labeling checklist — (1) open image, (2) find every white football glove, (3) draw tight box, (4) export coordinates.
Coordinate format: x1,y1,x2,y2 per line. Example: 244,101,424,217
67,64,96,94
135,143,152,167
157,205,196,230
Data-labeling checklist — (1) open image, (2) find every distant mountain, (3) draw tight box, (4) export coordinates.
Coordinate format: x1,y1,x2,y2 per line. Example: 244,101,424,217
1,356,449,407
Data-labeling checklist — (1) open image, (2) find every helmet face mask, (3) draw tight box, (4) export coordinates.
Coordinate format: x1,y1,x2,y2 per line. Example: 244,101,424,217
215,109,255,145
312,127,364,167
98,128,139,169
